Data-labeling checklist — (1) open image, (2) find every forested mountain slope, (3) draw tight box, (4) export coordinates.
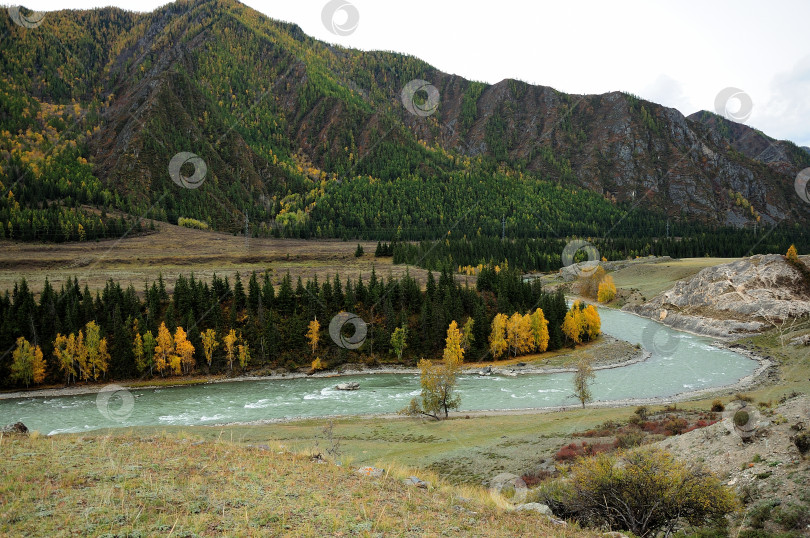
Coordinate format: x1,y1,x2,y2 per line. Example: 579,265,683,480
1,0,808,243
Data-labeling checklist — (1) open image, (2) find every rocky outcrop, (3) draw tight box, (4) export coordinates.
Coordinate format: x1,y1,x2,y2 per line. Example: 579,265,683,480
0,422,28,434
625,255,810,338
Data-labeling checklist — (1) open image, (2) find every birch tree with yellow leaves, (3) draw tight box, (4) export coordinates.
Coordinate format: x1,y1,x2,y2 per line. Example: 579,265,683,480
489,313,508,359
11,337,45,387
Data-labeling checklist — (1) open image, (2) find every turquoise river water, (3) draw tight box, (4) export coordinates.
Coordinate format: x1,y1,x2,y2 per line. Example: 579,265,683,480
0,306,758,435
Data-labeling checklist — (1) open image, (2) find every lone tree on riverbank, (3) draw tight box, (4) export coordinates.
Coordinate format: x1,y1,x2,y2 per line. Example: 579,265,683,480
402,321,463,420
573,356,595,408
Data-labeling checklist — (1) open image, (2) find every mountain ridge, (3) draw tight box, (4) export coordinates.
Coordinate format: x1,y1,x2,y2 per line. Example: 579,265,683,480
2,0,808,242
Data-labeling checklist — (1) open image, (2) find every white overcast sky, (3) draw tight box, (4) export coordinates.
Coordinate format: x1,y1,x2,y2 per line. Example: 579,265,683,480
14,0,810,146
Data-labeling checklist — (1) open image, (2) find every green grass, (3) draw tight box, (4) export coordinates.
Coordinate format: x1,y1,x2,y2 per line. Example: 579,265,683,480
611,257,736,299
0,431,599,537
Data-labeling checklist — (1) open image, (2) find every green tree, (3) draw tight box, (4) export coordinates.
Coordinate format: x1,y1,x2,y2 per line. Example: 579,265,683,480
573,357,595,408
390,325,407,360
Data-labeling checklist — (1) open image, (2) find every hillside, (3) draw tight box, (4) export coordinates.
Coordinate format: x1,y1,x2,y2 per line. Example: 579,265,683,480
0,431,597,536
2,0,809,245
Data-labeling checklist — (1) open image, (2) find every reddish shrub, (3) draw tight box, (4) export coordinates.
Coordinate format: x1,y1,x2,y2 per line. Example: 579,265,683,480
555,443,583,462
664,417,688,435
521,469,553,487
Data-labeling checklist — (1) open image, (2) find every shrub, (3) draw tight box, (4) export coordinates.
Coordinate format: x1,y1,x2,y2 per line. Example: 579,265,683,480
772,502,810,530
635,405,649,419
628,414,642,426
520,469,552,487
747,500,776,528
615,430,645,449
794,432,810,455
664,417,689,435
177,217,209,230
528,479,577,520
563,447,737,537
735,393,754,403
734,410,751,428
711,399,725,412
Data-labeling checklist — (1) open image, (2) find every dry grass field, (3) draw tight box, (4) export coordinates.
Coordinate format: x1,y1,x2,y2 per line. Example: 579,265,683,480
0,222,465,296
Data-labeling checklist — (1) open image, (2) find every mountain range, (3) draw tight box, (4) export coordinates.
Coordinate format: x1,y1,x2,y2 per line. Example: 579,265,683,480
2,0,809,242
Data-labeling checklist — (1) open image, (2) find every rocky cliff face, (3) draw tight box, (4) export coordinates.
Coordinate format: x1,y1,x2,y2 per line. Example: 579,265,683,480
625,255,810,338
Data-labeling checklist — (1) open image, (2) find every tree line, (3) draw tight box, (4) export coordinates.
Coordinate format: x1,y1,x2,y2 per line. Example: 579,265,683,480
0,265,575,388
390,226,810,273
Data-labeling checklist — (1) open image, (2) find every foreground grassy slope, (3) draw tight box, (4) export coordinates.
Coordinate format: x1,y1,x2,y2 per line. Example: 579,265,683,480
0,432,596,537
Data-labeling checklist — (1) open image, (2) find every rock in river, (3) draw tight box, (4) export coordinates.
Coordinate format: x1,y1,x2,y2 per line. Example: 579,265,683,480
335,382,360,391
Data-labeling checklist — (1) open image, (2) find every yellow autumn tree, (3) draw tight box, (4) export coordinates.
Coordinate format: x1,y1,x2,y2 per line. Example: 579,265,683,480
562,302,586,344
579,265,607,298
443,320,465,364
237,342,251,369
506,312,533,357
133,331,145,373
223,329,238,372
597,275,617,303
306,319,320,355
174,327,195,375
582,304,602,341
787,244,799,262
489,313,508,359
529,308,550,353
53,333,77,385
154,322,174,376
201,329,218,368
10,337,45,387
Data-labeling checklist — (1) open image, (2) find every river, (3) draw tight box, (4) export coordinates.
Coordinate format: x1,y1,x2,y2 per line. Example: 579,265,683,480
0,306,758,435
